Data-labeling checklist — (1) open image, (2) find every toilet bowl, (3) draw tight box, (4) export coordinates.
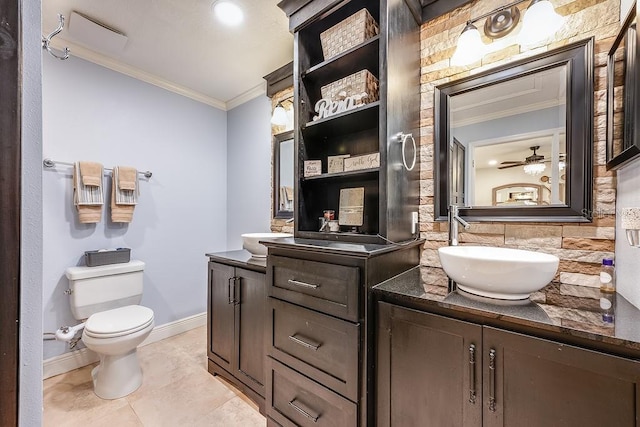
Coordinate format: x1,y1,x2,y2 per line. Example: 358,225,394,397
62,260,155,399
81,305,154,399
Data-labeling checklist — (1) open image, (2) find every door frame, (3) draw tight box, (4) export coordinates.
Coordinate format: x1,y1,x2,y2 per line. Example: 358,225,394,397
0,0,21,424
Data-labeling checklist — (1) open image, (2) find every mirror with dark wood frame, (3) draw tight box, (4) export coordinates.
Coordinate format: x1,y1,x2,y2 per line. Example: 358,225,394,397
607,2,638,170
273,130,294,219
435,38,594,222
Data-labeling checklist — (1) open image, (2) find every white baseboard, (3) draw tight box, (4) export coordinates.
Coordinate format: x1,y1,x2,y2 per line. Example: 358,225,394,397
43,312,206,379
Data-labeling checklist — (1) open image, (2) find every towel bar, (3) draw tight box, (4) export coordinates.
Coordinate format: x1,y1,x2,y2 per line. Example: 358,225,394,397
42,158,152,178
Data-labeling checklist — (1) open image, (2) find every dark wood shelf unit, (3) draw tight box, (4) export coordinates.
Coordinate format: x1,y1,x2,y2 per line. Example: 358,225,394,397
302,101,379,139
302,36,380,87
302,167,379,181
289,0,420,245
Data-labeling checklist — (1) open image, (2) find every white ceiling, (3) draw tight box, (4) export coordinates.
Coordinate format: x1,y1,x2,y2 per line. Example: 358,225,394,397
42,0,294,110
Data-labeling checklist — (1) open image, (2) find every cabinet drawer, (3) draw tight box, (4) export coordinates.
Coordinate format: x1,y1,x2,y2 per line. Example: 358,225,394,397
269,298,359,400
266,358,357,427
269,255,360,321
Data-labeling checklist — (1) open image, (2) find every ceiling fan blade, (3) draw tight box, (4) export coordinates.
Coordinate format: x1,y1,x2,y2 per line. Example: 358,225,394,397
498,163,524,169
500,161,524,164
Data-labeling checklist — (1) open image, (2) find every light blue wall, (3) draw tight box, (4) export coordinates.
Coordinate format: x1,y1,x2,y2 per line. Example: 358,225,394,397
21,0,43,424
226,95,272,249
42,54,228,360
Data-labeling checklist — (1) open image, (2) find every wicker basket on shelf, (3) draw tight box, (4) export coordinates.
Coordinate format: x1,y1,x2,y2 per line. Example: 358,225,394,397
320,69,379,104
320,8,379,60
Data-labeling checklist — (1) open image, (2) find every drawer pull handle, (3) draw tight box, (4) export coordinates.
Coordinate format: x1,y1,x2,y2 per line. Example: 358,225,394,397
489,348,496,412
288,334,321,351
288,279,320,289
289,398,319,423
469,344,476,404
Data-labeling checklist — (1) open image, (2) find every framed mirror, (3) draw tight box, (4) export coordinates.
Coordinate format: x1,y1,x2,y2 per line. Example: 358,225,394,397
274,130,294,219
606,2,638,170
435,38,594,222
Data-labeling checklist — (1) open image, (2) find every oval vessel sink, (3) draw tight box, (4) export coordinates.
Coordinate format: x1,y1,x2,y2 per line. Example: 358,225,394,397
437,246,559,300
241,232,292,258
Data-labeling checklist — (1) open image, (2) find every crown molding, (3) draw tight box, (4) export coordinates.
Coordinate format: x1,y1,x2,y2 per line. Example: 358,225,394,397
225,82,267,110
48,38,227,110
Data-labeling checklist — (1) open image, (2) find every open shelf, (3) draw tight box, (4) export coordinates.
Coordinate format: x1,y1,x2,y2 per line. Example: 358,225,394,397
302,101,380,140
302,36,380,87
303,167,379,182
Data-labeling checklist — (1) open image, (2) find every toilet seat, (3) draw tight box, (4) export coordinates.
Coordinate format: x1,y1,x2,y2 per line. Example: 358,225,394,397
84,305,154,339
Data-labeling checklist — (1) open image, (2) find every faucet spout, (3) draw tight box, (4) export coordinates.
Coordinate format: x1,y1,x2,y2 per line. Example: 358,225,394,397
448,205,470,246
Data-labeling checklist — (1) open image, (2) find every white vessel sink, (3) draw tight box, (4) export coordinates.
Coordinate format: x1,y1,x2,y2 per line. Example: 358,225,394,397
241,232,292,258
437,246,559,300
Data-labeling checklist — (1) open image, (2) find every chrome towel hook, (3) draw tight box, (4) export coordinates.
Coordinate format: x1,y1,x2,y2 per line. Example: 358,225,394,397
42,14,70,60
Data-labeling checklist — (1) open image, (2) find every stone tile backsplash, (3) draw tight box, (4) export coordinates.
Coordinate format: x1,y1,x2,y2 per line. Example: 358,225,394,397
418,0,621,294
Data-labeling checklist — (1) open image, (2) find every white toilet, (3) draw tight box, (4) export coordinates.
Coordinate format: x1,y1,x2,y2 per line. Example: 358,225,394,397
64,260,154,399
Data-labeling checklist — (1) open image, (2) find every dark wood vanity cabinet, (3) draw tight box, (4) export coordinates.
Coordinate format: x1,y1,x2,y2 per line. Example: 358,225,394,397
207,261,266,411
377,302,640,427
264,241,421,426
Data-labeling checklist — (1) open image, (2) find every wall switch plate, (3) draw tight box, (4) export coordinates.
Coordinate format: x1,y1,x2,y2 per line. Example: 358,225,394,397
411,211,419,234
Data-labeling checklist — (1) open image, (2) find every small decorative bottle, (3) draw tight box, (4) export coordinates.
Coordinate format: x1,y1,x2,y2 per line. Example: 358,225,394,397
599,258,616,323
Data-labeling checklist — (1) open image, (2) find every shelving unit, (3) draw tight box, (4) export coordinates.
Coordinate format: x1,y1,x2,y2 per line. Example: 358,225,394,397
287,0,420,244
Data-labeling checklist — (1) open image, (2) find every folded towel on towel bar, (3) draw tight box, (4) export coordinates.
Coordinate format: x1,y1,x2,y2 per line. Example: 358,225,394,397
73,162,104,223
111,166,138,223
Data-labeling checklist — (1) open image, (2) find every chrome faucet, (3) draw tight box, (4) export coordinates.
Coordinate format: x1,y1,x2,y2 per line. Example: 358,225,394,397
448,205,470,246
448,205,471,292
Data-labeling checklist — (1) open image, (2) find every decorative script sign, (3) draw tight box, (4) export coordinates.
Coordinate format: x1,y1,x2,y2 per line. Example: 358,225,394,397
343,152,380,172
304,160,322,177
328,155,350,173
313,92,369,120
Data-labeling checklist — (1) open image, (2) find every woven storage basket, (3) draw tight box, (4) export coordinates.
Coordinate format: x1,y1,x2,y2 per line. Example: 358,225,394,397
85,248,131,267
320,8,379,60
321,69,379,104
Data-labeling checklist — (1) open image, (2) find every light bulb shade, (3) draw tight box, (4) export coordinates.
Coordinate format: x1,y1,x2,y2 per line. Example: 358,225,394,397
517,0,563,46
271,104,288,126
213,0,244,26
451,23,486,66
523,162,546,175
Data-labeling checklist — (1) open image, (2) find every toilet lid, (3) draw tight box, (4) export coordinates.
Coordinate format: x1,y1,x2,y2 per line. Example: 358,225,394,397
84,305,154,338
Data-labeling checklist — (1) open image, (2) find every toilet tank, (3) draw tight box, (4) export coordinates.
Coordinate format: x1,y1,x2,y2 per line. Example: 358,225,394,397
65,260,145,320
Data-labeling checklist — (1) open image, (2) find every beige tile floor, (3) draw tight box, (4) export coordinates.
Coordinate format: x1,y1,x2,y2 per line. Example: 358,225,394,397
43,326,266,427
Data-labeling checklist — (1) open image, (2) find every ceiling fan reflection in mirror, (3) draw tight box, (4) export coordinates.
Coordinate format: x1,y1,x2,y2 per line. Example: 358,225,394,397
498,145,565,176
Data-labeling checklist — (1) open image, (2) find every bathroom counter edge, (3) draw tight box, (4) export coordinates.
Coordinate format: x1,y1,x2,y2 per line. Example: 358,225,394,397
206,250,267,273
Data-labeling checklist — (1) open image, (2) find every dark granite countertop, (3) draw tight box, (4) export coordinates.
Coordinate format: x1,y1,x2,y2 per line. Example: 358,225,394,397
373,266,640,358
262,237,424,257
205,250,266,273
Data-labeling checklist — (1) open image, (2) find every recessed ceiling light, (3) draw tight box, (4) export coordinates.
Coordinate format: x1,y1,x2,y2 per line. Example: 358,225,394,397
212,0,244,26
488,160,498,166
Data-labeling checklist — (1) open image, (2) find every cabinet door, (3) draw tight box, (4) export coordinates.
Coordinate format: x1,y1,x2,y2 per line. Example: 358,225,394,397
235,267,266,396
377,302,483,427
208,262,235,372
483,327,640,427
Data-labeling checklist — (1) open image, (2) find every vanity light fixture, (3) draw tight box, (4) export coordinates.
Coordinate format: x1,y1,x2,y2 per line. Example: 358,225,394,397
212,0,244,26
517,0,564,46
451,0,564,66
271,96,293,126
